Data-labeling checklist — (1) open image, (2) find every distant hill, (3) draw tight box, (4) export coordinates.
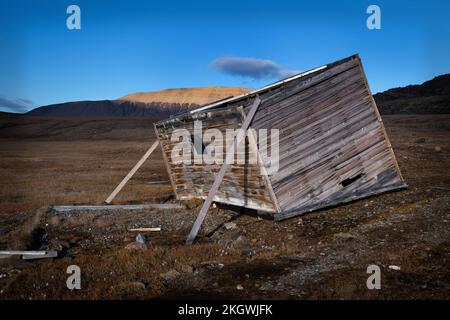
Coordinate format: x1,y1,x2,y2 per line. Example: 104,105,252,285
25,75,450,117
27,100,193,118
374,74,450,114
120,86,249,105
27,87,250,117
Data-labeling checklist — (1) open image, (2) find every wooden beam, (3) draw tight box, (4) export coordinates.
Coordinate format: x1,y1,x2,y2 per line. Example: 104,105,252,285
0,250,58,260
52,203,184,212
128,227,161,232
0,250,48,256
105,140,159,204
22,251,58,260
238,106,281,213
186,96,262,244
153,123,180,200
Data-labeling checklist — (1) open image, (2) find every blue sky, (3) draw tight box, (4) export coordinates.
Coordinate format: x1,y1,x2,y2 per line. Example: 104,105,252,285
0,0,449,112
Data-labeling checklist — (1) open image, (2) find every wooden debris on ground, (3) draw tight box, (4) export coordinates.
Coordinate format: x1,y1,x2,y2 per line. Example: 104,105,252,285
0,250,58,260
51,203,184,212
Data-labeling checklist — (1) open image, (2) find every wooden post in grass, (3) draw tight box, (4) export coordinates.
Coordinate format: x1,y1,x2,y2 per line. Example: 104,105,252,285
186,96,261,244
105,140,159,204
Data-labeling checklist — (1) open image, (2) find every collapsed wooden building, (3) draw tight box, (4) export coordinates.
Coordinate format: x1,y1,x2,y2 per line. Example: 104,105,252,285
154,55,406,229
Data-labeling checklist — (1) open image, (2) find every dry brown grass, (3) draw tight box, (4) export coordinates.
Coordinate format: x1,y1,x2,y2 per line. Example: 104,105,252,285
0,139,172,213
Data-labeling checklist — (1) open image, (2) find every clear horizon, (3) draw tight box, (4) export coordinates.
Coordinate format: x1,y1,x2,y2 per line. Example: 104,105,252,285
1,0,449,113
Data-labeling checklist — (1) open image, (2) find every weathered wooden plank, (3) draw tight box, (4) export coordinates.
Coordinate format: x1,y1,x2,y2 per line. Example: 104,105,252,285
275,180,407,221
0,250,58,260
22,251,58,260
251,65,362,128
52,203,185,212
272,105,378,187
276,135,401,212
0,250,48,256
128,227,161,232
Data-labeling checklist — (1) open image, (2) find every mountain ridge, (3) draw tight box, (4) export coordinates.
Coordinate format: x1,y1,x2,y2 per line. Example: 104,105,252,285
25,74,450,117
373,74,450,114
27,87,250,118
120,86,249,105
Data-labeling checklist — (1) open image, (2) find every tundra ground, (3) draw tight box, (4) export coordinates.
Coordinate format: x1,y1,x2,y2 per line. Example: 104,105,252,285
0,114,449,299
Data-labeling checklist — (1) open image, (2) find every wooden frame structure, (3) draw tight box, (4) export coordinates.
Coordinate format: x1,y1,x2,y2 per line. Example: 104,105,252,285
154,55,407,242
107,55,407,244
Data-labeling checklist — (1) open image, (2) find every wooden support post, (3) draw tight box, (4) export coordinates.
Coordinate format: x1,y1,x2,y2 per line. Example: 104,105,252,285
186,96,262,244
105,140,159,204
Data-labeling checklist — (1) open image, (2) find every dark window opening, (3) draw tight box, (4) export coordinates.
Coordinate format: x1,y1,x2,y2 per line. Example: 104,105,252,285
191,134,205,155
340,174,363,187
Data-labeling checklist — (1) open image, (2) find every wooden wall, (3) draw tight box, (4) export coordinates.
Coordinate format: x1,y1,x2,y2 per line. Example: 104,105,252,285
242,55,406,219
154,106,278,213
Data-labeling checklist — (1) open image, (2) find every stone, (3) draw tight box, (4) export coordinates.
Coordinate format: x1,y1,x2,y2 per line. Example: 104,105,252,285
236,284,244,290
160,269,180,281
125,233,148,251
135,233,146,244
224,222,237,230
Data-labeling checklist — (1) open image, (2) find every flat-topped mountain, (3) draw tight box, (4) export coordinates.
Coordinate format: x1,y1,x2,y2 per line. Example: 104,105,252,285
27,86,250,117
120,86,250,105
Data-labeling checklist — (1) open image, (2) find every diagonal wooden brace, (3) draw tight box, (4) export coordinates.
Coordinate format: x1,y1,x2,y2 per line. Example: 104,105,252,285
186,96,262,244
105,140,159,204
